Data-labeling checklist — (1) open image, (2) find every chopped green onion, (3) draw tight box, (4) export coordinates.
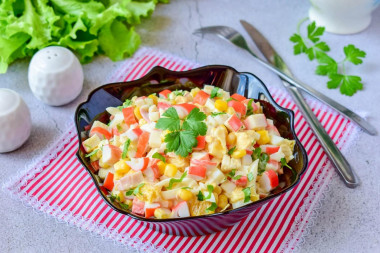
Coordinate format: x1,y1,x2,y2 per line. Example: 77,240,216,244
122,139,131,159
85,149,98,157
206,202,217,212
152,152,166,163
242,187,251,203
167,171,187,190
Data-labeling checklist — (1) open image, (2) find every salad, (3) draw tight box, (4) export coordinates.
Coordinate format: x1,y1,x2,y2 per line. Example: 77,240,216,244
82,83,295,219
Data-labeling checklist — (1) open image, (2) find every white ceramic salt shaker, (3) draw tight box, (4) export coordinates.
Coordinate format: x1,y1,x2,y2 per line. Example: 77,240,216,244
309,0,380,34
28,46,84,106
0,89,32,153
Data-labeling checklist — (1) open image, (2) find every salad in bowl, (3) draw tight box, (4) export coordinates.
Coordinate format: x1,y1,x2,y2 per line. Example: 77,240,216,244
82,84,296,219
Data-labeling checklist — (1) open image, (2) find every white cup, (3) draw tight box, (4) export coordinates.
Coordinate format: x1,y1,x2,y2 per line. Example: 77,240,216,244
309,0,380,34
0,89,32,153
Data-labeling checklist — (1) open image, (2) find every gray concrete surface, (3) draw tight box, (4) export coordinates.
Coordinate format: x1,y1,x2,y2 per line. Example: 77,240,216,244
1,0,379,252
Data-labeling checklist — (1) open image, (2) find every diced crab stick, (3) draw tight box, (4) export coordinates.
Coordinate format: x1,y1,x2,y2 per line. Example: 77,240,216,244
112,127,120,136
173,103,197,119
171,201,190,218
122,107,137,126
126,157,150,171
231,93,246,102
140,105,151,123
259,169,279,192
157,102,171,110
99,186,108,195
118,171,144,189
245,149,253,155
191,151,210,161
267,159,281,172
159,89,172,99
101,145,122,166
244,114,268,130
188,166,207,181
262,145,280,155
266,124,280,136
125,127,142,141
145,203,161,218
225,114,244,132
135,131,150,158
90,161,100,172
90,127,112,140
243,99,259,112
143,161,160,181
193,90,210,105
132,197,145,215
234,175,248,187
194,136,206,150
227,100,246,118
103,172,114,191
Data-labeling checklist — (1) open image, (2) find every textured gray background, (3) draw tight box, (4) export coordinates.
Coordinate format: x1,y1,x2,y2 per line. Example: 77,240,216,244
1,0,379,252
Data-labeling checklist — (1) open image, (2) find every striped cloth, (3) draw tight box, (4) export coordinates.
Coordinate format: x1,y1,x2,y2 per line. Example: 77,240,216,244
3,48,359,253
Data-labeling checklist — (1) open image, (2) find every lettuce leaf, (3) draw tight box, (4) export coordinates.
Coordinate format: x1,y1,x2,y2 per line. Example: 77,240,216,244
0,0,166,73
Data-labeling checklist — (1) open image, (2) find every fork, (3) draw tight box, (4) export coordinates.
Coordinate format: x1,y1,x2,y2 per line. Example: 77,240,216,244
194,25,361,188
193,26,377,136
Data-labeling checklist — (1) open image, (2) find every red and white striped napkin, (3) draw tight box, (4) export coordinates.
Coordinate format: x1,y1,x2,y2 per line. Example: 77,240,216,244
3,48,359,252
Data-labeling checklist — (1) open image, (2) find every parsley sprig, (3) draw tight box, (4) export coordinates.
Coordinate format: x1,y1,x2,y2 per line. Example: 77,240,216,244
252,147,269,175
290,18,366,96
121,139,131,159
167,171,188,190
152,152,166,163
210,87,222,99
281,158,296,181
156,107,207,157
125,183,145,196
242,187,251,203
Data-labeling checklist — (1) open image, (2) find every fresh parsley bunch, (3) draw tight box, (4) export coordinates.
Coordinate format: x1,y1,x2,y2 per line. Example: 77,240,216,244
156,107,207,157
290,19,366,96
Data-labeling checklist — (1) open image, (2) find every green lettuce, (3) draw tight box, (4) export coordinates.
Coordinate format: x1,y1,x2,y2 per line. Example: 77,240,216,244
0,0,167,73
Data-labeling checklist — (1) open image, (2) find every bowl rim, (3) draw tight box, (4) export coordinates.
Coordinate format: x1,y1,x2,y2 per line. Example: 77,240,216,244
74,64,308,223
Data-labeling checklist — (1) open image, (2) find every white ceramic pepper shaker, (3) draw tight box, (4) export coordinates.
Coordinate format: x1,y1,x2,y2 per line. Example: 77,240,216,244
28,46,84,106
0,89,32,153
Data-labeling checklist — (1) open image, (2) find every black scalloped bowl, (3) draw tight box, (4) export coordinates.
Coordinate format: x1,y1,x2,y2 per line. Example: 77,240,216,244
74,65,308,236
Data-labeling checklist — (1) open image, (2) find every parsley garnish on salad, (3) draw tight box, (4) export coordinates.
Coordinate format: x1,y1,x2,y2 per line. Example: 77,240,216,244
156,107,207,157
167,172,188,190
121,139,131,159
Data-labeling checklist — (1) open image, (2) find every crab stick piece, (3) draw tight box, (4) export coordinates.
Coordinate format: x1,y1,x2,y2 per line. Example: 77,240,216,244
193,90,210,105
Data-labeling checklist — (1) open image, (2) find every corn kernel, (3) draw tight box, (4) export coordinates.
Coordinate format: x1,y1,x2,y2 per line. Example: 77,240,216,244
177,189,193,201
191,87,200,97
114,160,131,174
256,130,270,145
226,107,235,115
134,106,142,120
214,185,222,195
215,99,228,111
154,208,171,219
148,94,158,105
227,132,237,146
250,194,260,202
164,164,178,177
157,161,166,175
231,149,246,159
218,194,228,209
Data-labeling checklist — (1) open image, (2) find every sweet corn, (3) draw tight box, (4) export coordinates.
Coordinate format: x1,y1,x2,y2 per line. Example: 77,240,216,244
148,94,158,105
154,208,171,219
164,164,178,177
227,132,237,146
215,99,228,111
218,194,228,209
190,87,200,97
114,160,131,174
250,194,260,202
134,106,142,120
177,189,193,201
214,185,222,195
157,161,166,175
231,149,246,159
256,130,270,145
226,107,235,115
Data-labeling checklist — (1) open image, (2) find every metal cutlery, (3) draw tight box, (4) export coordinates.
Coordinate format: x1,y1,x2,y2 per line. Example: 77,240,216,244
193,26,377,136
193,24,360,188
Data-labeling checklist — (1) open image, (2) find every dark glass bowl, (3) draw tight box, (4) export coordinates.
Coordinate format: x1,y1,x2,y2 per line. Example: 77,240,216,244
74,65,308,236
